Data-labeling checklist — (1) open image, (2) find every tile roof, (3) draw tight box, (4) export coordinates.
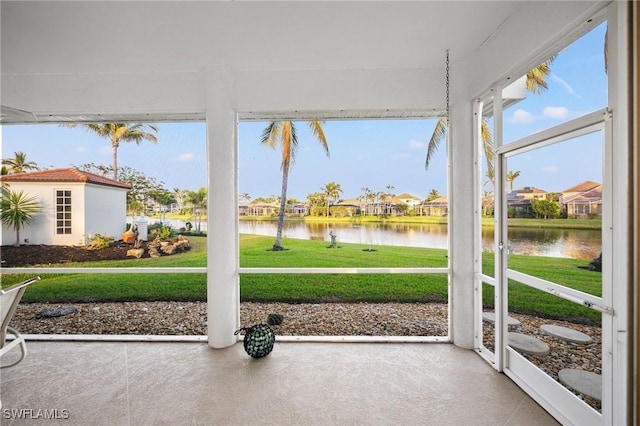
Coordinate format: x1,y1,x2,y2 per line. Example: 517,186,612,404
511,186,547,194
395,193,421,200
423,196,448,204
561,180,601,193
0,168,132,189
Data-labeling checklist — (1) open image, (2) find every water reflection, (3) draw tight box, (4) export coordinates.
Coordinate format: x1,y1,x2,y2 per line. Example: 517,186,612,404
239,220,601,260
153,218,600,260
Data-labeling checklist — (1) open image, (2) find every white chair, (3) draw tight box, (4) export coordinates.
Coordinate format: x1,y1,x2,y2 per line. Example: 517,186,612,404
1,276,40,368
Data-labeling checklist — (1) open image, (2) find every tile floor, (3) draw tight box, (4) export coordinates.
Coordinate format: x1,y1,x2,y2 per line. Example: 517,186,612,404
1,341,559,425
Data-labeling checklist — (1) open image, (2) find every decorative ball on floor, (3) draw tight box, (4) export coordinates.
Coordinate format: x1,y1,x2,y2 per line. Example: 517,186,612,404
234,324,276,358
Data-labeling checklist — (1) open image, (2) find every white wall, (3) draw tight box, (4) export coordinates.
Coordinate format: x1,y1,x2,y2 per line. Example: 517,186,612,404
1,182,54,246
84,184,129,242
1,182,79,245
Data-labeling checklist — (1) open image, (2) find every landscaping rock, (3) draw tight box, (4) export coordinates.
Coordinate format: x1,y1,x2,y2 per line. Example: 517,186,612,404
34,306,78,319
148,248,161,258
161,244,176,255
267,313,284,326
126,248,145,258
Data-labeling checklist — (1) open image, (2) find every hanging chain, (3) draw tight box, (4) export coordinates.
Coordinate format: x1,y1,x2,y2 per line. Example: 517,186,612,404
445,49,450,124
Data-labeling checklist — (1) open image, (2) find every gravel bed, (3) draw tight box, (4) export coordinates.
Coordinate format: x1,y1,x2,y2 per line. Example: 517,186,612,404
482,312,602,411
11,301,601,411
11,302,449,337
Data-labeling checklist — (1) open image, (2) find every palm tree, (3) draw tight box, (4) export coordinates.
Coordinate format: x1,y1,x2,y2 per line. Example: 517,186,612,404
322,181,342,217
261,121,329,251
506,170,521,191
240,193,252,203
173,188,185,214
426,188,441,201
184,188,207,234
65,123,158,180
425,57,556,174
0,188,42,246
384,184,395,215
2,151,39,174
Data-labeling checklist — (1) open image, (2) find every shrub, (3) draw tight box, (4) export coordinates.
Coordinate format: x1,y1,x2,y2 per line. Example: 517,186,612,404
149,223,174,241
86,233,114,250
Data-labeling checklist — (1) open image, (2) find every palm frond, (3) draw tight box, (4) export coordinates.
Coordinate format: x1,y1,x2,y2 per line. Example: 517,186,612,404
260,121,281,149
307,120,330,157
425,118,447,171
525,54,557,94
481,118,494,176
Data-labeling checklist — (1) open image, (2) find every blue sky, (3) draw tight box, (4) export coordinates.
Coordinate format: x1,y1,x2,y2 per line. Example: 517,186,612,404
1,23,607,201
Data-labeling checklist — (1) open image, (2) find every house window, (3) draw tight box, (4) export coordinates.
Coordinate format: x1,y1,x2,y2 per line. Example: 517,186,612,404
56,190,72,234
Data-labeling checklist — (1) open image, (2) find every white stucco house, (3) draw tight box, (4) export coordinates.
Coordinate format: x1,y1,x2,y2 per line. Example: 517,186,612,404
0,168,131,246
392,193,423,209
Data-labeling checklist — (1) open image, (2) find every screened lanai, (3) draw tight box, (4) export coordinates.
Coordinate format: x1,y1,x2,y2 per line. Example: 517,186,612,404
1,1,637,425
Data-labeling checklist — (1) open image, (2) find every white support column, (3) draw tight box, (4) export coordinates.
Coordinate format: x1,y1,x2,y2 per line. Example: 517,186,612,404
606,3,630,423
450,100,475,349
206,66,239,348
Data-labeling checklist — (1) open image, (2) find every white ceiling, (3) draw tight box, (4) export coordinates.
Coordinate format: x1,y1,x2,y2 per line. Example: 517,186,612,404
1,1,519,74
0,1,606,123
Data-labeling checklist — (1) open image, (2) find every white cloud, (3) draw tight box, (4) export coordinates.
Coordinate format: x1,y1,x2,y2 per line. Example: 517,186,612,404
550,73,581,98
543,106,569,120
75,146,87,153
171,153,195,162
510,109,535,124
97,146,111,155
541,165,559,174
408,139,425,150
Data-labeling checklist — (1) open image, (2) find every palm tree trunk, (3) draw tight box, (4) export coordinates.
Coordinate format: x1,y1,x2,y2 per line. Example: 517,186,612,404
15,224,21,247
274,165,289,250
112,143,119,180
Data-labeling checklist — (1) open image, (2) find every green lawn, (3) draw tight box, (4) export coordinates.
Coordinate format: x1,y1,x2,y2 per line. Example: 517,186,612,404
2,234,602,324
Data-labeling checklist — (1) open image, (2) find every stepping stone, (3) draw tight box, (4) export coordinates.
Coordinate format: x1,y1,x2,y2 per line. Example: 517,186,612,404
508,332,550,356
34,307,78,319
558,369,602,401
540,324,593,344
482,312,521,327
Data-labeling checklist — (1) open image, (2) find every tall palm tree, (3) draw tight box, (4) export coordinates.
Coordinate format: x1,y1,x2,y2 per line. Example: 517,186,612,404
0,188,42,246
2,151,39,174
384,184,395,215
65,123,158,180
323,181,342,217
173,187,184,213
261,121,329,251
425,57,556,174
506,170,521,192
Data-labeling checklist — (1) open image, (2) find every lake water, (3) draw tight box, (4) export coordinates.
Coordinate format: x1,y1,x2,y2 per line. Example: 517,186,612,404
154,219,601,260
239,221,602,260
